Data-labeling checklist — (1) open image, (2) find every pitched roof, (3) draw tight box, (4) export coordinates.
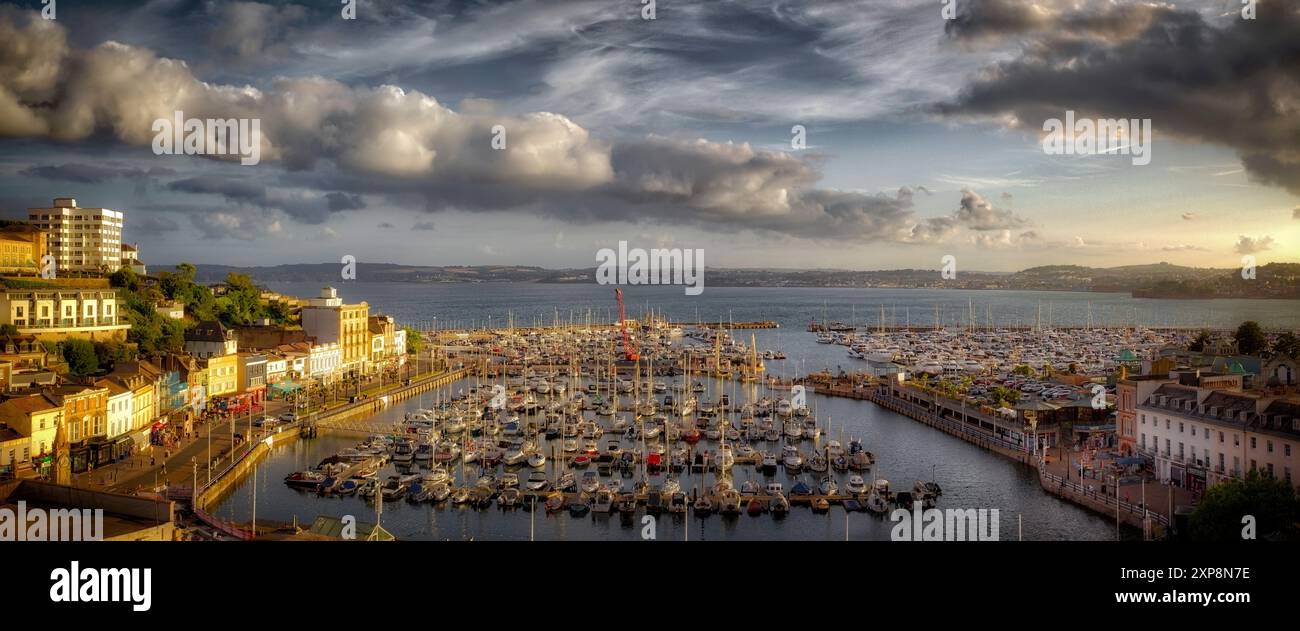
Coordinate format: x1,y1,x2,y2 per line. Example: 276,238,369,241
186,320,231,343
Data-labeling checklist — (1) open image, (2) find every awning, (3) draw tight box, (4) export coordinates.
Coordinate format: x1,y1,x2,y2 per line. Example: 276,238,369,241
1117,456,1144,466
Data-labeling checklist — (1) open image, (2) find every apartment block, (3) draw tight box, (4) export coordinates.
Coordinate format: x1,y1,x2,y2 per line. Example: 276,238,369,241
27,198,123,273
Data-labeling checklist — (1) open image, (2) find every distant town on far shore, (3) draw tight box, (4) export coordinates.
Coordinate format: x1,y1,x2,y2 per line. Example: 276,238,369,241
161,261,1300,300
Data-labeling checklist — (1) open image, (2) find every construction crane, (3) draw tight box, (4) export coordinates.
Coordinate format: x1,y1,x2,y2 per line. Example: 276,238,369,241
614,288,639,362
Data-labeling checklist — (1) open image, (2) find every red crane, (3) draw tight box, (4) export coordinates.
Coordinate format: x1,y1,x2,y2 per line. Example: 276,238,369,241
614,288,639,362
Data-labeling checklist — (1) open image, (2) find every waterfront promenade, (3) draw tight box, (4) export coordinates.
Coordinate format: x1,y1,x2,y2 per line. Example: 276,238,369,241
778,372,1191,538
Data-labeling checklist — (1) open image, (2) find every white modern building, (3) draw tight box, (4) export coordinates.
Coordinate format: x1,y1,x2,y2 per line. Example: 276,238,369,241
27,198,124,273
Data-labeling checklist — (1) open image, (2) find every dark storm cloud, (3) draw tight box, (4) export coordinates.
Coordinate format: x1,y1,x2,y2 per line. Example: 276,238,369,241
325,192,366,211
128,213,181,235
937,0,1300,196
20,162,175,184
167,176,267,204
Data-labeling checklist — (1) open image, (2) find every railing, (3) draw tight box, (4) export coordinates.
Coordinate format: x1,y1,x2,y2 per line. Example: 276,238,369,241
1039,469,1169,526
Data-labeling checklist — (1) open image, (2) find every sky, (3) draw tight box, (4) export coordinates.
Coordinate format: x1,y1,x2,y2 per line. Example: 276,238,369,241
0,0,1297,271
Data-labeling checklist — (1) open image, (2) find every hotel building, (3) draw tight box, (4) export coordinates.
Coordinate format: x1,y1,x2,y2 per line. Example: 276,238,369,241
27,198,123,273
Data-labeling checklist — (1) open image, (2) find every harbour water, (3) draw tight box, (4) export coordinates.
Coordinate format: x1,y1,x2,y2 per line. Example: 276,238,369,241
211,283,1300,540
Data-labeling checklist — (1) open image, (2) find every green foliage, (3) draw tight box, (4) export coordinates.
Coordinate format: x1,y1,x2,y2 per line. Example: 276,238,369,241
990,386,1021,407
0,323,19,337
62,339,99,376
94,340,136,371
109,267,139,291
1234,321,1267,356
1012,364,1035,377
1189,330,1212,352
1272,332,1300,359
404,326,424,354
1188,471,1300,541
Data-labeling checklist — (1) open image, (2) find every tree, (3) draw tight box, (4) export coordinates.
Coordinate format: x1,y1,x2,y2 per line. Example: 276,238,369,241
62,339,100,376
1188,471,1299,541
0,323,19,337
109,267,139,291
94,340,136,371
1234,321,1267,356
1012,364,1035,377
404,326,424,354
1189,330,1212,352
1272,332,1300,359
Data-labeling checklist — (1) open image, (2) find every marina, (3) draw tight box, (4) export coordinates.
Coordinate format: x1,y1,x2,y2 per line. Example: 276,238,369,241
200,283,1300,540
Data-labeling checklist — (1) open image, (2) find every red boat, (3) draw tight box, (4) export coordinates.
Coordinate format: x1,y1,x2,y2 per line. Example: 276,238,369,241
682,427,701,444
746,498,765,516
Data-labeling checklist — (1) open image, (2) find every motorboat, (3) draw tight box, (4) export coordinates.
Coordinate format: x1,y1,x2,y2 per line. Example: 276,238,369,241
769,492,790,516
556,472,577,492
846,475,868,495
764,481,783,495
692,494,713,516
593,490,616,514
500,472,520,489
746,497,765,516
379,476,408,501
807,451,828,473
527,451,547,468
667,492,688,514
740,479,760,495
719,489,742,515
865,491,888,514
498,487,521,508
526,470,551,492
568,502,590,517
284,470,325,489
580,471,601,493
646,488,664,514
818,475,838,496
544,492,565,513
429,481,452,502
781,445,803,471
617,493,637,514
914,480,943,497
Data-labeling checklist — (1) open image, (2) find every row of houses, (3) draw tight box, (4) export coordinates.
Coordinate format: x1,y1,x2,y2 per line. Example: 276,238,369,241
1118,355,1300,494
0,288,410,481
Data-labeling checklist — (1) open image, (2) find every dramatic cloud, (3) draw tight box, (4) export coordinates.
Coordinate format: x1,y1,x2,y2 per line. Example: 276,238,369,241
209,2,307,65
1234,235,1275,255
21,162,174,184
954,189,1028,231
937,0,1300,196
0,9,997,244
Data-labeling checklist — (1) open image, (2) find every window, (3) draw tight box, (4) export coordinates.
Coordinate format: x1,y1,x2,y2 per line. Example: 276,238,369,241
1141,434,1146,449
1219,431,1224,443
1165,438,1170,456
1179,422,1184,433
1165,419,1170,430
1234,434,1240,447
1178,442,1184,459
1287,444,1292,457
1268,440,1274,454
1250,436,1257,449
